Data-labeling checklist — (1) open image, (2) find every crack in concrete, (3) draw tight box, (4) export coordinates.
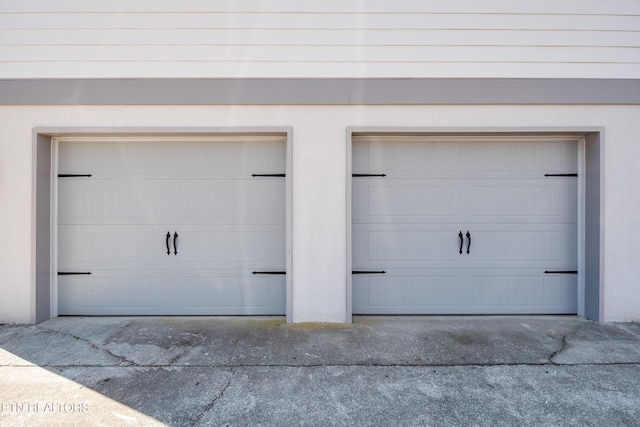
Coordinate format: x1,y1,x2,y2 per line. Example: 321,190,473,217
12,320,635,369
592,384,622,392
548,334,570,365
168,349,187,366
548,323,589,365
190,369,234,426
37,326,136,366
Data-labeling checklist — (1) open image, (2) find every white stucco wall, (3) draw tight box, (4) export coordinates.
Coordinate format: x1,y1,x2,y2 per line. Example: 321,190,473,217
0,104,639,324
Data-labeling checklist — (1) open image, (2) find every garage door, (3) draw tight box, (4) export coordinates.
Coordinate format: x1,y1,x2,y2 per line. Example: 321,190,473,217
57,136,286,315
352,135,578,314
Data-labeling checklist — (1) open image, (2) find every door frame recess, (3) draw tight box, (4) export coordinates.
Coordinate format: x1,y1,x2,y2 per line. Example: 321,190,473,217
32,128,293,323
346,127,604,322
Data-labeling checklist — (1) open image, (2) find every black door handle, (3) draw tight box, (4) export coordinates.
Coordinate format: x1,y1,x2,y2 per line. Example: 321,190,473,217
166,232,171,255
173,232,178,255
458,231,463,255
466,231,471,254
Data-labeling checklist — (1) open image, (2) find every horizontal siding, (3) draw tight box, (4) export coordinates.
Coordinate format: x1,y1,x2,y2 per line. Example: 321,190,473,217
2,30,638,48
1,13,639,31
1,46,636,63
1,0,639,14
0,1,639,79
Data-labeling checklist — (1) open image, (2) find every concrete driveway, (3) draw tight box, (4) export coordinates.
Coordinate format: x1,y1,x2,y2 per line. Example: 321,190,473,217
1,316,639,426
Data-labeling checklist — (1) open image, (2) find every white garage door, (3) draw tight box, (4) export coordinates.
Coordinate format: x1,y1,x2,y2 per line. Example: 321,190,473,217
57,136,286,315
353,136,578,314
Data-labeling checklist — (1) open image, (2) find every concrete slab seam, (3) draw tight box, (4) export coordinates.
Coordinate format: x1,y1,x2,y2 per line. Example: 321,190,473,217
17,362,639,369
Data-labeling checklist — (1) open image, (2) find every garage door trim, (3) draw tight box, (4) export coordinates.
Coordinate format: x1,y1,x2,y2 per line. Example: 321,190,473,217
34,128,292,323
346,127,603,321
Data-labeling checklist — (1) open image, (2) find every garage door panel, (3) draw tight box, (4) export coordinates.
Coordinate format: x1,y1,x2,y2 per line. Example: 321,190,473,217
472,230,563,263
353,138,578,179
59,224,285,270
465,141,566,174
353,180,463,223
367,231,458,262
470,179,577,222
354,229,576,270
353,224,463,267
353,273,464,314
59,179,285,225
364,141,463,174
353,271,576,315
173,275,284,310
175,181,284,223
469,272,577,314
353,179,576,224
175,226,285,266
470,229,576,264
59,273,170,313
58,225,173,269
59,139,286,180
58,271,285,315
354,181,459,220
463,139,578,178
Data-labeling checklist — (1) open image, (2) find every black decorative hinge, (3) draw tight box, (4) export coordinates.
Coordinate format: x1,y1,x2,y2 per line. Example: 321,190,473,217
352,271,386,274
252,174,286,177
544,174,578,177
58,272,92,275
58,174,92,178
252,271,286,275
353,174,386,177
544,270,578,274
